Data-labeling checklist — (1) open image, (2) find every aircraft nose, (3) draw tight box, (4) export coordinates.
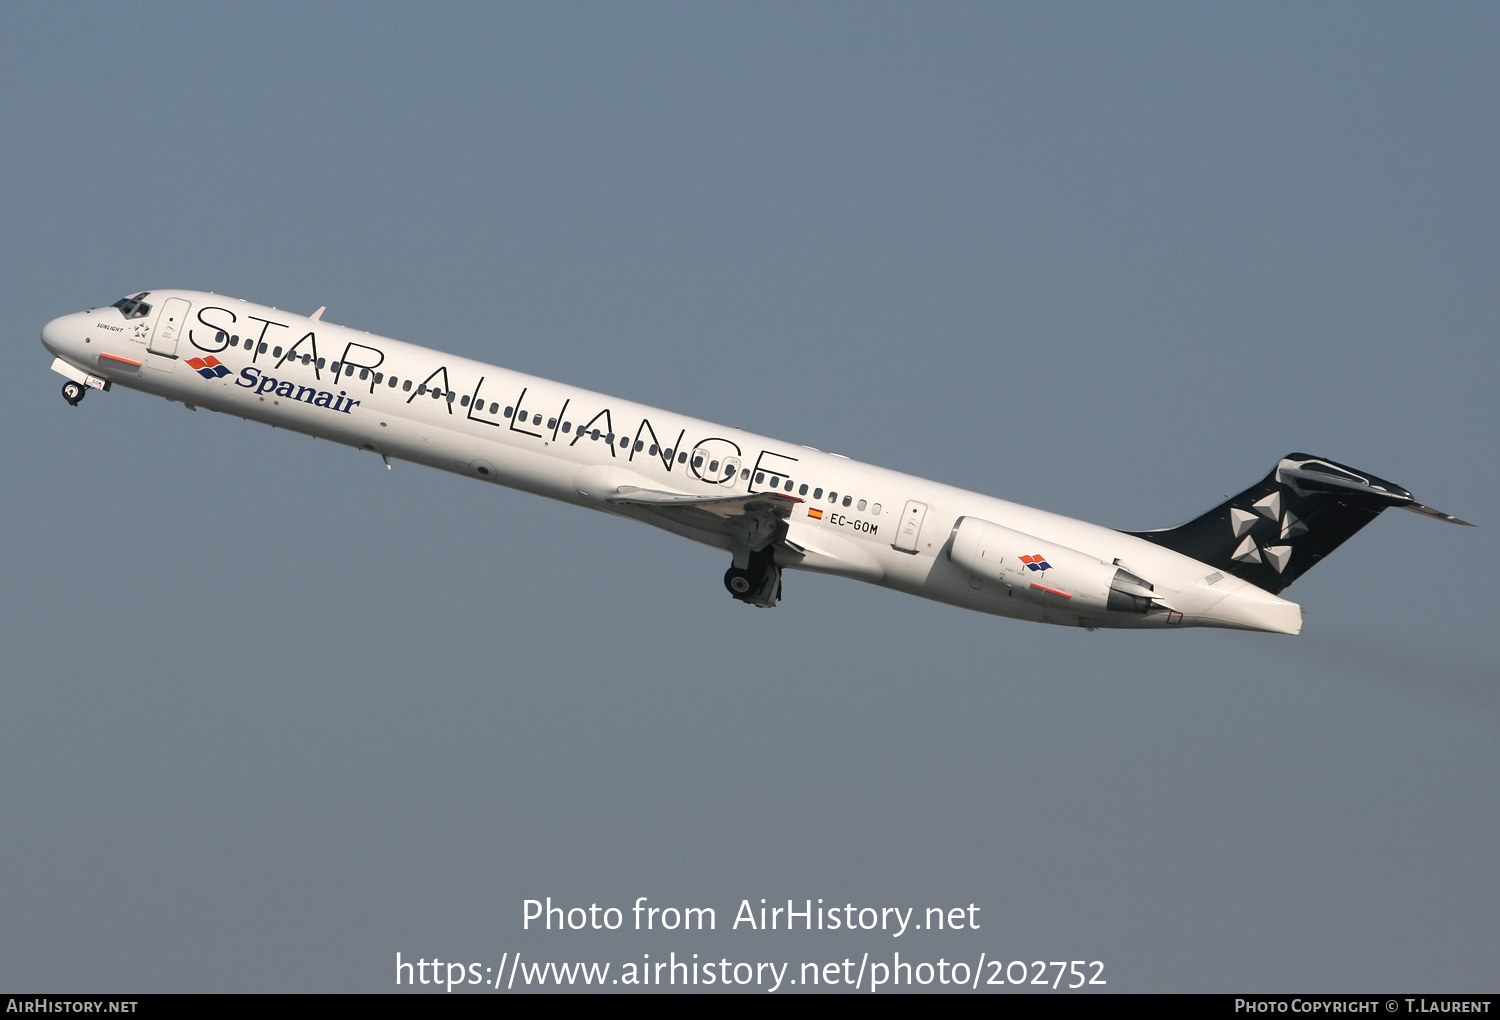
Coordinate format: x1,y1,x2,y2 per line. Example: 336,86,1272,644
41,311,85,355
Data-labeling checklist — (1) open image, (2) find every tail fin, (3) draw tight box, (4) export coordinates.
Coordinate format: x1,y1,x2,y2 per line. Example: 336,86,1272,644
1126,453,1472,594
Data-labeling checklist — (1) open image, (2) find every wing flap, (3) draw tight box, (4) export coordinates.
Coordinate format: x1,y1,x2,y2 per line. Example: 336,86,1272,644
607,485,802,552
608,485,800,516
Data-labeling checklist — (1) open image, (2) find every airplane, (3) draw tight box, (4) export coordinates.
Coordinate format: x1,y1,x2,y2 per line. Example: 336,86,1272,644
41,290,1471,635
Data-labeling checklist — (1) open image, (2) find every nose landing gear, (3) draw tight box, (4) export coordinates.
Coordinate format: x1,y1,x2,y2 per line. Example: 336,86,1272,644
724,548,782,608
61,381,86,406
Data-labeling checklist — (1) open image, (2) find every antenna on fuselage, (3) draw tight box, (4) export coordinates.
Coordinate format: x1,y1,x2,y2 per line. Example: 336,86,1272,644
310,306,325,320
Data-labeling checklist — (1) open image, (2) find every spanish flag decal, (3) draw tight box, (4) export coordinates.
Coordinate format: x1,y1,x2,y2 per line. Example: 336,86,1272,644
807,507,824,520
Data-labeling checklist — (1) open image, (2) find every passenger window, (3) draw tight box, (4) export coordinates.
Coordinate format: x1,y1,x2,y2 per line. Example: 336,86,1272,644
723,464,734,477
387,376,397,387
755,472,765,484
418,384,427,395
606,433,615,443
345,364,356,376
562,422,572,433
592,429,601,440
694,456,705,468
461,395,470,406
503,406,512,417
799,484,808,495
262,343,271,355
857,499,866,511
662,447,672,458
303,354,312,365
678,451,687,463
374,372,383,383
828,492,837,502
871,503,881,514
359,368,369,380
229,335,239,347
488,402,497,414
649,444,659,456
548,418,557,430
402,380,411,391
740,469,749,479
446,392,454,402
842,495,852,507
769,476,780,487
273,347,283,358
814,488,823,499
329,360,339,371
635,441,645,452
318,358,326,369
708,460,719,472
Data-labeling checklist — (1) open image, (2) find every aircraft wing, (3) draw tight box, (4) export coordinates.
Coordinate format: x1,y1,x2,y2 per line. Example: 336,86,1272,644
607,485,802,552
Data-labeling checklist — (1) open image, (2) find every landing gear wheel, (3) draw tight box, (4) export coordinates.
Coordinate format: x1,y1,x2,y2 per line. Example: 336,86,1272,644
61,381,86,406
723,550,783,608
724,568,754,596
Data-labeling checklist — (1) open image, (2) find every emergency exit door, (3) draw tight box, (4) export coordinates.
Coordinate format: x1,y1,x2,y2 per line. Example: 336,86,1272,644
893,500,927,553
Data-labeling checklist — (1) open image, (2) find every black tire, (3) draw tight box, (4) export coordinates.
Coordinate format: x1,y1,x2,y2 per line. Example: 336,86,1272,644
61,381,85,406
724,567,753,596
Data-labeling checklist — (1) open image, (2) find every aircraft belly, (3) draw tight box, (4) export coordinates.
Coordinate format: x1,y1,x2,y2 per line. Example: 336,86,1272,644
779,520,884,582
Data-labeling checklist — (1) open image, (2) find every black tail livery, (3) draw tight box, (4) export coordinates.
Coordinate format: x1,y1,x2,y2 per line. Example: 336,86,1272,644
1128,454,1473,595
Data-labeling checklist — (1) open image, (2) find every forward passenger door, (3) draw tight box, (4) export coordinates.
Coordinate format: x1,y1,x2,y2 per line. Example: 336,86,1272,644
149,297,191,358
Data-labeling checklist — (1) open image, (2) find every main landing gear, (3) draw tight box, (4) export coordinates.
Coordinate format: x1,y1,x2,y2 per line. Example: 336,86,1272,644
61,381,86,406
724,548,782,608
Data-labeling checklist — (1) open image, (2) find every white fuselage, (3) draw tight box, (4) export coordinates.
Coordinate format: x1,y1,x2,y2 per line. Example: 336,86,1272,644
42,290,1301,634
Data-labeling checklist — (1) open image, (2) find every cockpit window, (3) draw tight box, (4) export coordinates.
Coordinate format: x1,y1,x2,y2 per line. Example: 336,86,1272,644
111,292,153,319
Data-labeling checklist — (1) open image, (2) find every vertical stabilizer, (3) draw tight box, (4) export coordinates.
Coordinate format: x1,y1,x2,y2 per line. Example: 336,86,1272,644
1126,454,1471,594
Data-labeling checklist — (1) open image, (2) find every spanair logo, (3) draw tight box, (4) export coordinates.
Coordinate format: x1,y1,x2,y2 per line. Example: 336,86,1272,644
186,355,231,379
1020,554,1052,572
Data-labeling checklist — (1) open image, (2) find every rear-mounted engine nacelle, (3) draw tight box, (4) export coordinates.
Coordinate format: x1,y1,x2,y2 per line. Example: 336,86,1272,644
948,516,1158,614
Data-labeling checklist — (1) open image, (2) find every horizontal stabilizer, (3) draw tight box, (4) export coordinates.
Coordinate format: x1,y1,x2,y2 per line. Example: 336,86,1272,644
1402,502,1474,527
